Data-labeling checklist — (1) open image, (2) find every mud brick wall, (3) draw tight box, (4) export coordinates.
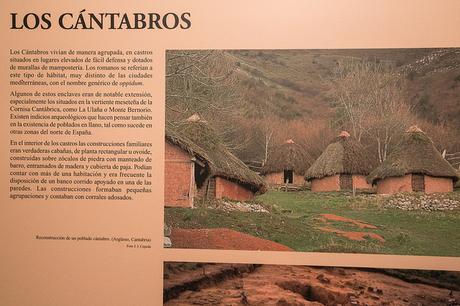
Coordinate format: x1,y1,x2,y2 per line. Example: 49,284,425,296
215,177,254,201
311,175,340,192
264,172,283,186
376,174,412,195
425,175,453,193
264,172,305,186
164,142,194,207
352,175,372,190
292,173,305,186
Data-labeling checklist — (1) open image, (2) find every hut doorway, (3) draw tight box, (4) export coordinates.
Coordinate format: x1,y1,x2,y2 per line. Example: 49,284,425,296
340,174,353,190
194,162,207,189
284,170,293,184
411,174,425,192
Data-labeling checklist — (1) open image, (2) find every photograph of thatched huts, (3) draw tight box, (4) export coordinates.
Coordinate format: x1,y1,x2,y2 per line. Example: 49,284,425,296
368,125,459,194
260,139,312,188
165,114,266,207
164,48,460,256
305,131,374,192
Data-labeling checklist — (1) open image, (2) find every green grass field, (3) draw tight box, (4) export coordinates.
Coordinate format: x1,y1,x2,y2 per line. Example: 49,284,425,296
165,190,460,256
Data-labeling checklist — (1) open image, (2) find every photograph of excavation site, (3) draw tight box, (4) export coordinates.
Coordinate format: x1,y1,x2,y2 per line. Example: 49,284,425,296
164,48,460,256
163,262,460,305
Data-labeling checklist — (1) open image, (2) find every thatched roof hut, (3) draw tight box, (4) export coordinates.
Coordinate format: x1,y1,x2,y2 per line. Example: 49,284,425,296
166,116,266,193
260,139,312,176
166,121,209,166
368,126,459,186
305,131,373,181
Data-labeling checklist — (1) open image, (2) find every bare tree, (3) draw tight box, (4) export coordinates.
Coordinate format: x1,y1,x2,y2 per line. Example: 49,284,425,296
331,60,375,141
298,119,336,160
258,119,276,166
419,119,460,168
166,50,242,121
166,50,248,152
257,95,277,166
331,60,413,162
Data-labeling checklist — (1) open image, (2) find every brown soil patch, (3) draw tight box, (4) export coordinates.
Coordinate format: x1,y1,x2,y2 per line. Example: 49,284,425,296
318,227,385,242
164,264,257,302
320,213,377,229
170,228,293,251
164,264,460,305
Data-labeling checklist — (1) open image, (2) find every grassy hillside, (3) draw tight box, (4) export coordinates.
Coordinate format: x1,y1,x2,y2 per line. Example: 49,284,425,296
227,48,460,128
166,190,460,256
404,49,460,128
166,48,460,166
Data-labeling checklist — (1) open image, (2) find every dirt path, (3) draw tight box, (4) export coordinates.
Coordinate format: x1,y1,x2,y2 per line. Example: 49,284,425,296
164,264,460,305
316,213,385,243
318,226,385,242
319,214,377,229
170,228,293,251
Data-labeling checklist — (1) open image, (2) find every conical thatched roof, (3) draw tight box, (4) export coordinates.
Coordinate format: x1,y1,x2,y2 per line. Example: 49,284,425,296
368,126,459,184
165,115,266,193
260,139,313,176
305,131,373,181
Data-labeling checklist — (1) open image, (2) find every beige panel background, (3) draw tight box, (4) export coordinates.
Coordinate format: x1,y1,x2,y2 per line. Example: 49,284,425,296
1,1,460,305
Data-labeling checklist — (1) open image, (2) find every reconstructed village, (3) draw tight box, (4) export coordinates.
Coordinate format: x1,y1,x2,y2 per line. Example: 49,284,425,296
164,49,460,256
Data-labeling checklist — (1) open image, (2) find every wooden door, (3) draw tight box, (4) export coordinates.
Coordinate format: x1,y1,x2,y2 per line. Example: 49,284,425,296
411,174,425,192
340,174,353,190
